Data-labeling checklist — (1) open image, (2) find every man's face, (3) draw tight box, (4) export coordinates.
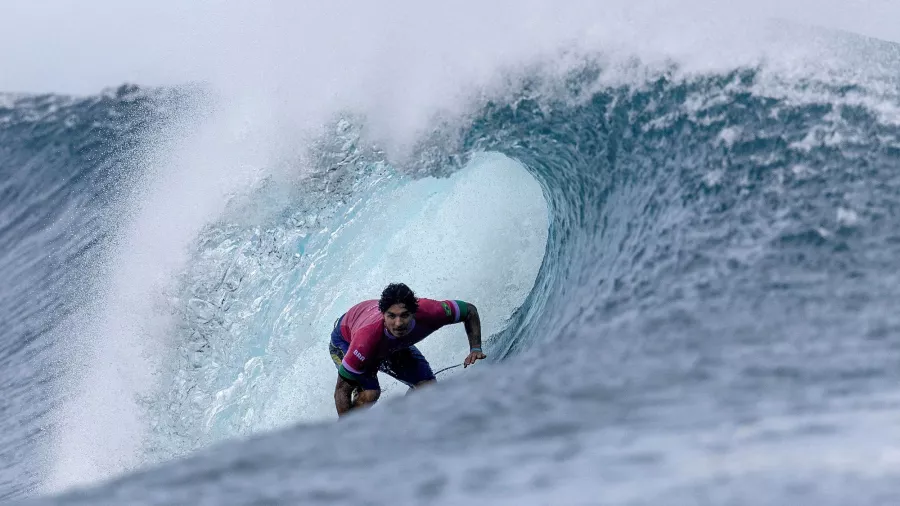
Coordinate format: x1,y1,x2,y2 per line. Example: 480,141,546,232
383,303,414,337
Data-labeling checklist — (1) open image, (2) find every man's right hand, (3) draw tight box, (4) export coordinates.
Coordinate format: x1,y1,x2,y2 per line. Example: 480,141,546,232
463,349,486,368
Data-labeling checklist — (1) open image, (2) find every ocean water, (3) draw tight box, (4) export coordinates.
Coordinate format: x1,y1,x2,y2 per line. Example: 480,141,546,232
3,9,900,506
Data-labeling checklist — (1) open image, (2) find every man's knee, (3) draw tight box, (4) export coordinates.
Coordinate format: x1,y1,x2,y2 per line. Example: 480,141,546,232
355,389,381,406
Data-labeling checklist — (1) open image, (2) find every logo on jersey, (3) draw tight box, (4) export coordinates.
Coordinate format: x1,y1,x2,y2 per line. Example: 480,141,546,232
441,302,452,318
353,350,366,361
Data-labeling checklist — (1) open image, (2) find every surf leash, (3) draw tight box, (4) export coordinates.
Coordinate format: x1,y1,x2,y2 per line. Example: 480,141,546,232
434,363,464,376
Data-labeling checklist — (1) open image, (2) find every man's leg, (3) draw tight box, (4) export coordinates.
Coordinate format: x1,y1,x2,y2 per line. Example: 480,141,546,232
335,375,381,416
333,370,381,416
330,319,382,415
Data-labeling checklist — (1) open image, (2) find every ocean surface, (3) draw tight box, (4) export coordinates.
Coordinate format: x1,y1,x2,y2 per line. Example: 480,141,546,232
3,16,900,506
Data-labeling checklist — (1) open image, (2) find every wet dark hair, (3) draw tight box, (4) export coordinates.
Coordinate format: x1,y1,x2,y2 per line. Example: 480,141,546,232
379,283,419,313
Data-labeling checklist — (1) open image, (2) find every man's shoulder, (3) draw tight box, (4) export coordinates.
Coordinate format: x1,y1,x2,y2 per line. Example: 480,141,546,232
345,300,384,336
348,299,380,312
352,319,383,339
416,297,443,310
416,298,455,320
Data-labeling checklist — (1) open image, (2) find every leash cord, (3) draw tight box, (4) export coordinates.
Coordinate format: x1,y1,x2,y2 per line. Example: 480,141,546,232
434,363,464,376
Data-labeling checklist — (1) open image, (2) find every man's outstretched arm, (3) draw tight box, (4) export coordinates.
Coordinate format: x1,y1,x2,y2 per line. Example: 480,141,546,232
463,303,486,367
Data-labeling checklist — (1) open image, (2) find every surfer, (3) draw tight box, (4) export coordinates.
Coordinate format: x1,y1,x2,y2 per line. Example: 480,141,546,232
329,282,486,416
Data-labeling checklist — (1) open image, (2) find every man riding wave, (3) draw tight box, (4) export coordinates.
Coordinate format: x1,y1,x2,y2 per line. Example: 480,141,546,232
329,283,486,416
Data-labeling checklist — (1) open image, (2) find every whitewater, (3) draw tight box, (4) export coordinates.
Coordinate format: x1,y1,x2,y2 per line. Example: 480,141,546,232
2,2,900,505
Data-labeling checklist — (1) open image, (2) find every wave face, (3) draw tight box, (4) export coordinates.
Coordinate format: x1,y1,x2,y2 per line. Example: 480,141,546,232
6,27,900,506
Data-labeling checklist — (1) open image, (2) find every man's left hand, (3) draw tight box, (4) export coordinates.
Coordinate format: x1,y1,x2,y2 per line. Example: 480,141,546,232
464,350,486,368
